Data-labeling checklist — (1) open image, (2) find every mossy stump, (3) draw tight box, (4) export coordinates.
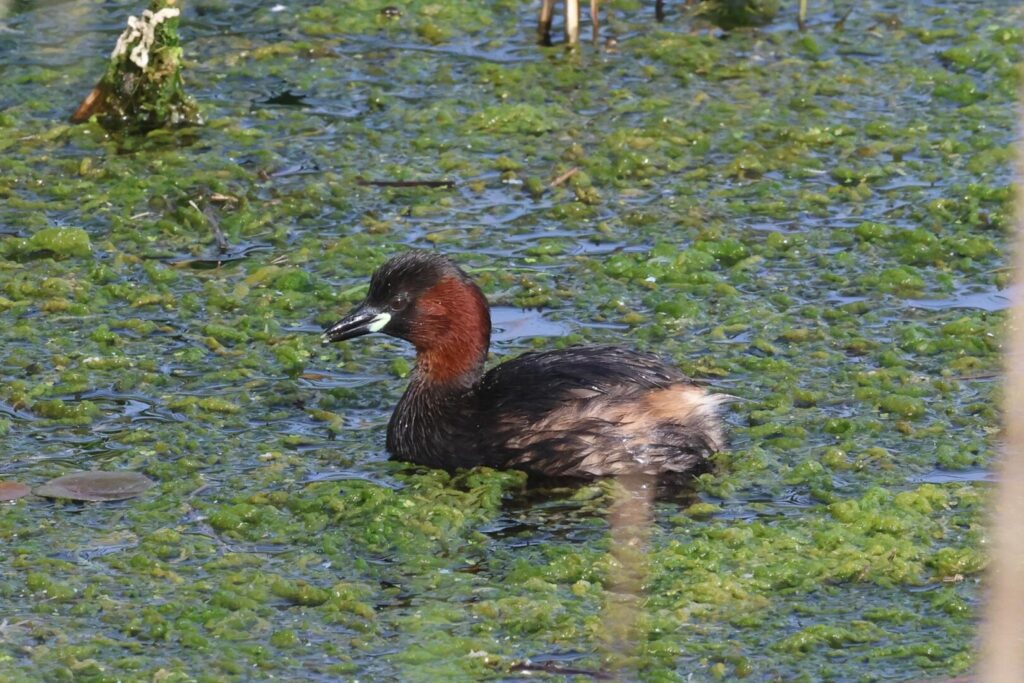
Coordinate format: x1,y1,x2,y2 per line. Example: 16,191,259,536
71,0,200,132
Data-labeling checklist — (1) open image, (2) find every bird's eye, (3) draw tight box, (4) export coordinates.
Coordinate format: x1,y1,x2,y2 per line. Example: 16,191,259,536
389,295,408,312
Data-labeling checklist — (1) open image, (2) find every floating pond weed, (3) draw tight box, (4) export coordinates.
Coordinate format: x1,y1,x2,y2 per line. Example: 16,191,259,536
0,0,1017,679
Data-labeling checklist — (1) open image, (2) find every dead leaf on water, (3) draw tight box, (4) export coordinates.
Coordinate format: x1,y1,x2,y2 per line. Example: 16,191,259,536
34,471,154,502
0,481,30,501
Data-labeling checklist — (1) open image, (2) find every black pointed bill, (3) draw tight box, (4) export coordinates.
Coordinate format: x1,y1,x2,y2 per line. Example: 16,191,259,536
322,305,392,343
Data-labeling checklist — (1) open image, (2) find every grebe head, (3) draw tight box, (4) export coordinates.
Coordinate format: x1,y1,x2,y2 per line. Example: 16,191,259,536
323,251,491,382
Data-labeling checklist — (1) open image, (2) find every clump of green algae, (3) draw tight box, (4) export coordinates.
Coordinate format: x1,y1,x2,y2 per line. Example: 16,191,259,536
694,0,780,30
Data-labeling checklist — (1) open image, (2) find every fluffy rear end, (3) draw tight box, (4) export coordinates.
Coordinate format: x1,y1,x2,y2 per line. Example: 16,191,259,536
503,383,729,477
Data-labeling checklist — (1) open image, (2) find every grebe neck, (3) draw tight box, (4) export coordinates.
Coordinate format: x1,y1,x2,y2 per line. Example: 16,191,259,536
408,276,491,388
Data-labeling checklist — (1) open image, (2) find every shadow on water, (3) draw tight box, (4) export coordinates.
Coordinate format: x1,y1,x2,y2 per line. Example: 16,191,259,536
912,467,996,485
907,286,1012,312
491,305,570,342
486,469,708,550
337,35,535,65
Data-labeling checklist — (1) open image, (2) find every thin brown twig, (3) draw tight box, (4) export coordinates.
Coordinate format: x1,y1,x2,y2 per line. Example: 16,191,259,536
186,482,213,500
189,199,228,254
508,661,612,679
549,166,579,188
834,4,856,31
355,177,455,189
952,373,999,381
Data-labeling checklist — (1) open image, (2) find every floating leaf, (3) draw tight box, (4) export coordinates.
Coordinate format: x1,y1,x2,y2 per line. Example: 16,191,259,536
0,481,30,501
34,471,154,502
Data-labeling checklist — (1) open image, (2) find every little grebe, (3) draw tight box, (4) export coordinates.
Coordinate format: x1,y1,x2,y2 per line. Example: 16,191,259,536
323,251,727,478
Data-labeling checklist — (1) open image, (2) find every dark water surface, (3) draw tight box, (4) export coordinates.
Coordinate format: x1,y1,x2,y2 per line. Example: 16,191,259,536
0,0,1018,680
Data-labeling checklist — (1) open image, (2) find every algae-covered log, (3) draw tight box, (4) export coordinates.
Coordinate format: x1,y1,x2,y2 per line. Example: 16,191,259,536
71,0,200,131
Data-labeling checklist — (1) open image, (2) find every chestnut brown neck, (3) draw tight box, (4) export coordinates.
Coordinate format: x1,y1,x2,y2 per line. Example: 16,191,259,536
408,276,491,386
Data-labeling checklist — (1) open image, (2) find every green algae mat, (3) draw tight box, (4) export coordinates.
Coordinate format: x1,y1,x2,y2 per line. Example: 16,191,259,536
0,1,1018,680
